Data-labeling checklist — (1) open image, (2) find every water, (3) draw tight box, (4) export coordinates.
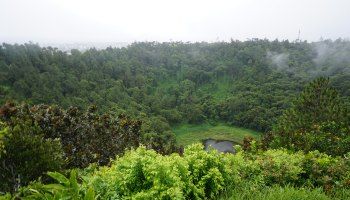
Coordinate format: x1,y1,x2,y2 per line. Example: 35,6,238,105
203,139,236,153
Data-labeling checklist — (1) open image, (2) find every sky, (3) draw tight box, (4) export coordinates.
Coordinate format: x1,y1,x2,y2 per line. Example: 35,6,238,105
1,0,350,44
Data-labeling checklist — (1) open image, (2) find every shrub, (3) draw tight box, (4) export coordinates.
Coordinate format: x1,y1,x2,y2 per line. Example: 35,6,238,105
184,144,228,199
9,144,350,199
84,144,232,199
303,151,350,191
220,185,331,200
256,149,305,185
17,170,95,200
0,103,142,168
0,194,11,200
87,146,187,199
0,123,64,193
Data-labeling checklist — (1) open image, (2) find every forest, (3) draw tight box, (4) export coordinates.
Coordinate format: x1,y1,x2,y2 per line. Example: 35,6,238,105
0,39,350,199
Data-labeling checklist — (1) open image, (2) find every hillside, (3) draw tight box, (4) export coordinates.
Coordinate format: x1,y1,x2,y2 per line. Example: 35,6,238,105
1,40,350,136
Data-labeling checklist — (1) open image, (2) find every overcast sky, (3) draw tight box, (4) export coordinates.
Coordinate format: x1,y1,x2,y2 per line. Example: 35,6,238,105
1,0,350,44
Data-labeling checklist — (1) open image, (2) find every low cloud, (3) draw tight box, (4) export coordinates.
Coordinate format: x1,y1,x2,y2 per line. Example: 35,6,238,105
311,40,350,76
266,51,290,71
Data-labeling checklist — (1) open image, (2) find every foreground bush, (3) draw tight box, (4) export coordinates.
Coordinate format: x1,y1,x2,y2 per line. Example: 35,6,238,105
220,184,331,200
16,170,95,200
0,102,144,193
8,144,348,199
0,123,64,193
0,102,142,168
85,144,238,199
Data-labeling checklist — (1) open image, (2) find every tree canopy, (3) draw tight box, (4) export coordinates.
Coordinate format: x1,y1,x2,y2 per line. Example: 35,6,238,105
269,77,350,155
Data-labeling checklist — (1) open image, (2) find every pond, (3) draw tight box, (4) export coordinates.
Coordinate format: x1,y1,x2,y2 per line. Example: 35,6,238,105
203,138,237,153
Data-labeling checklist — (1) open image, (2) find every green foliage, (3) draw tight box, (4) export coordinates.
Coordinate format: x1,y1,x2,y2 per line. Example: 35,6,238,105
303,151,350,191
1,41,350,132
0,193,12,200
18,170,96,200
141,116,179,154
184,144,229,199
86,144,234,199
254,149,305,185
220,184,331,200
269,77,350,155
0,103,142,168
15,144,350,199
0,122,64,193
1,40,350,199
91,147,188,199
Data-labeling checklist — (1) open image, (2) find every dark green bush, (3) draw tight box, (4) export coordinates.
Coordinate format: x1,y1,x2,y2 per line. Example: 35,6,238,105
303,151,350,191
0,123,64,193
0,102,142,168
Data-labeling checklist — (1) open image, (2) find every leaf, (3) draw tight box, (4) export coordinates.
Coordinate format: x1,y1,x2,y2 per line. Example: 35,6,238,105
42,184,66,191
69,170,79,191
47,172,70,186
84,187,96,200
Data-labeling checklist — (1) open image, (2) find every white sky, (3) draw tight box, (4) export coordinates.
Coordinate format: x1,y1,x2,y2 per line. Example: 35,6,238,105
1,0,350,43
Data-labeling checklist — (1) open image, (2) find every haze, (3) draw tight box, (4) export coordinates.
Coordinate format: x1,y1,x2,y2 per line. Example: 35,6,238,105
1,0,350,44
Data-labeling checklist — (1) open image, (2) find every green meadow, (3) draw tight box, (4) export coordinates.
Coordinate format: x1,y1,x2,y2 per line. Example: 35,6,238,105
173,123,260,147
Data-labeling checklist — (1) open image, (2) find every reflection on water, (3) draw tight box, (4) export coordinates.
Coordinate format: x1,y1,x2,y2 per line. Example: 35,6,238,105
203,139,237,153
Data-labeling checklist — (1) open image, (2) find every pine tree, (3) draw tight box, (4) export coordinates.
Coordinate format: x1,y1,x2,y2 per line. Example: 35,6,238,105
270,77,350,155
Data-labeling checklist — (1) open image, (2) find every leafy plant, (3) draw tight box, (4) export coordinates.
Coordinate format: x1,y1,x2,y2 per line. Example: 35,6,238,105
0,122,64,193
19,170,96,200
11,144,350,199
0,103,142,168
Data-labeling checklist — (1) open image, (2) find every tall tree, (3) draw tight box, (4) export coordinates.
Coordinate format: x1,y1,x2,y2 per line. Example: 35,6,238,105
269,77,350,155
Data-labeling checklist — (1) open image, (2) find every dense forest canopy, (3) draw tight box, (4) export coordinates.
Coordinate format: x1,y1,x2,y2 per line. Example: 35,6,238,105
1,39,349,134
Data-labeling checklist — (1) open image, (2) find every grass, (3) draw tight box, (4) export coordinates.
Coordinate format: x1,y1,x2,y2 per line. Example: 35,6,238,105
219,185,332,200
172,123,260,147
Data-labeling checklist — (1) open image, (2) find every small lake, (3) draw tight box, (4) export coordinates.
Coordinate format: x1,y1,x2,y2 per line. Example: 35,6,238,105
203,139,237,153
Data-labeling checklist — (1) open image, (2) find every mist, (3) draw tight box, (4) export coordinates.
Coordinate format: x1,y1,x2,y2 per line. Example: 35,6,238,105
1,0,350,44
267,51,290,72
310,40,350,76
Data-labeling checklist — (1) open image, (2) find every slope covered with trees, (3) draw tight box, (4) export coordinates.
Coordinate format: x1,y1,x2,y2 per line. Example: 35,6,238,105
1,39,349,134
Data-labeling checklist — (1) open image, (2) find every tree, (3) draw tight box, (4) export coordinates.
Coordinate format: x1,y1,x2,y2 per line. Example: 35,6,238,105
0,103,142,168
0,122,64,193
269,77,350,155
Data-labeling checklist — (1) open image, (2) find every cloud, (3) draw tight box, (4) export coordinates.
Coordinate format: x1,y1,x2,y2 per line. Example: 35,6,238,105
266,51,290,71
311,40,350,76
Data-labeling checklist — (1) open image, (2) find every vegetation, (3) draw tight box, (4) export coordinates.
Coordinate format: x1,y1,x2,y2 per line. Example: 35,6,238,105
0,103,143,193
0,39,350,199
1,40,349,134
3,144,350,199
0,122,64,193
173,123,260,146
220,185,336,200
267,77,350,156
0,103,144,168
